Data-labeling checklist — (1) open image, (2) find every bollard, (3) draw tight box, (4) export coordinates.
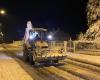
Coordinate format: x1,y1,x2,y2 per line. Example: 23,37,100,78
64,41,67,53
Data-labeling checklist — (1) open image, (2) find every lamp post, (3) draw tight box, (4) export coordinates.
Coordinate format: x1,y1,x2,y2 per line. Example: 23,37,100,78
0,9,6,31
0,9,6,42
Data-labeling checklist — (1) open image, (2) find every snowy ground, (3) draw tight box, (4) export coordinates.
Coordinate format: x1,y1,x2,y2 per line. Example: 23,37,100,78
0,43,100,80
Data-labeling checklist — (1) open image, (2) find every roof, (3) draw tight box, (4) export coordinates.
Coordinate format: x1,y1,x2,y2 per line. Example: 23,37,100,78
29,28,47,32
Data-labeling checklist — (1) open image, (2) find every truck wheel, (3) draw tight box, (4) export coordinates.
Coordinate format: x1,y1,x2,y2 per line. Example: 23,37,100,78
33,52,37,64
23,51,29,62
54,60,58,63
29,53,35,65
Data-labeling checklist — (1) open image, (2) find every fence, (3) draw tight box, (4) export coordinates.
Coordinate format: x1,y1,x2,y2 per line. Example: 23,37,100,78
13,41,22,46
48,41,67,53
13,40,100,53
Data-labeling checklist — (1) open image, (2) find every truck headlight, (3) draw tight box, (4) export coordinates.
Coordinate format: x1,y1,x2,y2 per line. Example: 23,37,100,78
29,35,34,40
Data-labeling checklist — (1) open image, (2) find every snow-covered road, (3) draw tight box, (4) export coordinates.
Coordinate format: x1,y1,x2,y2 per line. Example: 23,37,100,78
0,44,100,80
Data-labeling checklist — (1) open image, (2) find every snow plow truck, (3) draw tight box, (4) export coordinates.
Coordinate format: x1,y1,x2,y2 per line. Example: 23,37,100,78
23,21,67,64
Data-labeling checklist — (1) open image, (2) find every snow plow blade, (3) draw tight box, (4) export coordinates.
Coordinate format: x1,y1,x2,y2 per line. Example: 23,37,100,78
35,53,67,62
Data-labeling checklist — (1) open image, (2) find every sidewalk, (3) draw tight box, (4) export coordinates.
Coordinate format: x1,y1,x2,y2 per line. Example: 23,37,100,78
0,59,33,80
66,52,100,67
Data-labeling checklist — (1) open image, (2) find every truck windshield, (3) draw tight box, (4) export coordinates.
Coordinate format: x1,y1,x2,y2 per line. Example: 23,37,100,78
29,31,39,40
29,31,46,41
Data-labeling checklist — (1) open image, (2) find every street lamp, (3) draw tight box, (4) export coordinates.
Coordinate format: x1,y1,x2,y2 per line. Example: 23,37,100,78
0,9,6,15
0,9,6,42
47,35,53,40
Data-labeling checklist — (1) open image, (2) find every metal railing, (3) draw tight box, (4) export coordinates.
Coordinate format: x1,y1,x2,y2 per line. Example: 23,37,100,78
48,41,67,53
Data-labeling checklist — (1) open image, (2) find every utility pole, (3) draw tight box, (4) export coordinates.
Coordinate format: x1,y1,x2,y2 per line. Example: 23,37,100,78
0,23,2,32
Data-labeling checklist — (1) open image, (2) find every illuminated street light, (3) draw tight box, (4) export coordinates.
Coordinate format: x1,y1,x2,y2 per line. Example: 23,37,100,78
0,9,6,41
0,9,6,15
47,35,53,40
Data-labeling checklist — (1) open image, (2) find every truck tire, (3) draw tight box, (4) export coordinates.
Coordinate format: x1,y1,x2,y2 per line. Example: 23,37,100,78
23,44,29,61
23,51,29,62
54,60,58,63
29,53,35,65
32,51,37,65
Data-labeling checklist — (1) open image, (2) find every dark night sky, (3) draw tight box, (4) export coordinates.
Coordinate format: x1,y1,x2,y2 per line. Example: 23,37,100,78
0,0,88,40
